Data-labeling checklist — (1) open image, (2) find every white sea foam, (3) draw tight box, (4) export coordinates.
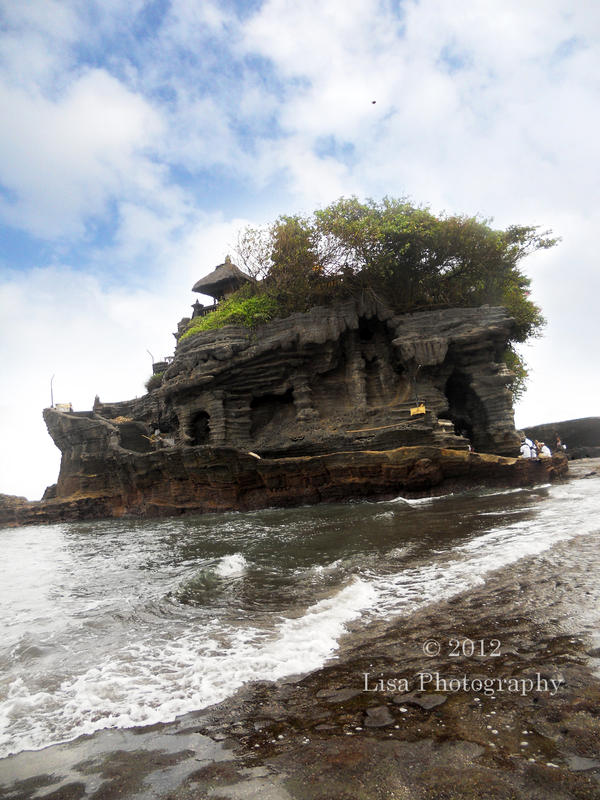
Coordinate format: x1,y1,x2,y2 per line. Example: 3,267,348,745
214,553,248,577
482,486,528,497
370,481,600,619
0,578,374,758
479,484,550,499
394,494,450,505
387,545,415,559
302,558,343,576
1,477,598,760
478,508,532,516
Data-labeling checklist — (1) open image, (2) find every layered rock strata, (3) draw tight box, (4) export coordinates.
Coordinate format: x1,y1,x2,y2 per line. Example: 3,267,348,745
0,446,567,528
94,298,521,458
1,299,569,527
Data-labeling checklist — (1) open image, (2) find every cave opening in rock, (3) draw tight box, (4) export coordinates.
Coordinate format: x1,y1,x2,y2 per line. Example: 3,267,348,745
357,318,402,406
444,369,487,450
250,388,295,439
117,421,154,453
191,410,210,445
158,404,179,435
358,316,378,341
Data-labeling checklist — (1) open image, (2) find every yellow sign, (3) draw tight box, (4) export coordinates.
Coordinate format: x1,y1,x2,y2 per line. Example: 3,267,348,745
410,404,426,416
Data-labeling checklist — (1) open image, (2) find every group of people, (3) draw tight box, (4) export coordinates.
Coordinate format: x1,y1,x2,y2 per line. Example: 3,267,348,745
519,432,566,459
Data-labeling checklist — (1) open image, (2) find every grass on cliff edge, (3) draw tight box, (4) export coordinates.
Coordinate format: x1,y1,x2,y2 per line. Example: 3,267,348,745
180,294,280,340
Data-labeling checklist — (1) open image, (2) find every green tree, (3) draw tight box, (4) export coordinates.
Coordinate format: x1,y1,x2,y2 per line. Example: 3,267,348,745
502,346,530,402
267,216,322,311
237,214,338,311
312,198,554,341
228,196,557,396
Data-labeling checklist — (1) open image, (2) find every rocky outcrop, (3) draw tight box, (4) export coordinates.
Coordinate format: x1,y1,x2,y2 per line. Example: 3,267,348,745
525,417,600,459
0,445,568,528
2,299,568,528
93,299,521,458
0,493,29,527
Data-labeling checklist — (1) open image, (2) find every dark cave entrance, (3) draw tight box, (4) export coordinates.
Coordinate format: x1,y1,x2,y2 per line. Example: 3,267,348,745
358,316,377,341
357,316,403,406
191,410,211,445
250,388,295,439
158,403,178,435
117,421,154,453
443,369,488,450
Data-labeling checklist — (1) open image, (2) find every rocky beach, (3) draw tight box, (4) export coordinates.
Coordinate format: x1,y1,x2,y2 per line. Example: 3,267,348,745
1,460,599,800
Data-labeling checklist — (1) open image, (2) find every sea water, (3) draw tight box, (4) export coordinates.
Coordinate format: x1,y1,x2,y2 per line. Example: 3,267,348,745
1,475,599,758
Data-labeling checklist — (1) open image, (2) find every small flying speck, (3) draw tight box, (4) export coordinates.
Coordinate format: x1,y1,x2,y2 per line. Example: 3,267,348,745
371,100,376,104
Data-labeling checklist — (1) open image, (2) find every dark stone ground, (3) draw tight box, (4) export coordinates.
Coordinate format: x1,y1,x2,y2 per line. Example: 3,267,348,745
1,460,600,800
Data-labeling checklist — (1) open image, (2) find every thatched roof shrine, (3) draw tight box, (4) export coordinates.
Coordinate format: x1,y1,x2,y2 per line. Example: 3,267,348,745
192,256,254,301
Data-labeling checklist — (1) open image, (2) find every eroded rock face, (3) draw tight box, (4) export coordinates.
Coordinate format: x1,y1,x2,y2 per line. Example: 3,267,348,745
0,445,568,527
0,493,29,527
93,299,521,459
1,299,550,527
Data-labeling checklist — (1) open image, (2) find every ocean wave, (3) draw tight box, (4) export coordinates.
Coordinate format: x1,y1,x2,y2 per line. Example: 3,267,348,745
392,494,452,505
214,553,249,577
0,577,374,758
2,478,597,760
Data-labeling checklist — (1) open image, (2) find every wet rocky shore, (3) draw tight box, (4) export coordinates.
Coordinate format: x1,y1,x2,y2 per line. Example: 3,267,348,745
1,460,599,800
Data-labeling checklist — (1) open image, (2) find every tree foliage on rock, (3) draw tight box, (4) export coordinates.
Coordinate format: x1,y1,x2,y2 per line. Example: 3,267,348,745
237,196,555,343
234,197,557,397
237,215,328,313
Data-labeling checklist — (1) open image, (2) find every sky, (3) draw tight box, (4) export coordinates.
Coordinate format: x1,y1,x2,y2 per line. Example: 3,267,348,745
0,0,598,500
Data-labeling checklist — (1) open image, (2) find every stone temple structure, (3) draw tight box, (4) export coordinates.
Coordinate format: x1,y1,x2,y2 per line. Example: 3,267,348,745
192,255,255,302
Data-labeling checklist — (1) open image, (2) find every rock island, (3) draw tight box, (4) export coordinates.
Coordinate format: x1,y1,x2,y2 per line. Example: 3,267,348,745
0,200,568,525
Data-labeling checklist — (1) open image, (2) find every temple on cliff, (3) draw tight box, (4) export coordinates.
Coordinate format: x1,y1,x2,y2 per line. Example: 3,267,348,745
177,256,255,333
192,255,254,302
12,293,567,525
51,297,521,468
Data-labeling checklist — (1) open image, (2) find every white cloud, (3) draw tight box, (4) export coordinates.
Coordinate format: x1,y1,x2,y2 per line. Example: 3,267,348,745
160,92,241,171
1,0,599,498
0,0,80,39
161,0,229,41
240,0,600,218
514,210,600,427
0,0,85,95
0,69,163,238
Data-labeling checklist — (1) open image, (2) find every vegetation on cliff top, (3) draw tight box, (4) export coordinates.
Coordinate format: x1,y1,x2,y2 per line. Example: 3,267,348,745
145,372,164,392
180,294,279,339
183,196,557,396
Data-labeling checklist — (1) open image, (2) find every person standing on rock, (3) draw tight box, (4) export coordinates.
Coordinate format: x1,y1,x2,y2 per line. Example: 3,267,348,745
520,437,532,458
554,432,567,452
